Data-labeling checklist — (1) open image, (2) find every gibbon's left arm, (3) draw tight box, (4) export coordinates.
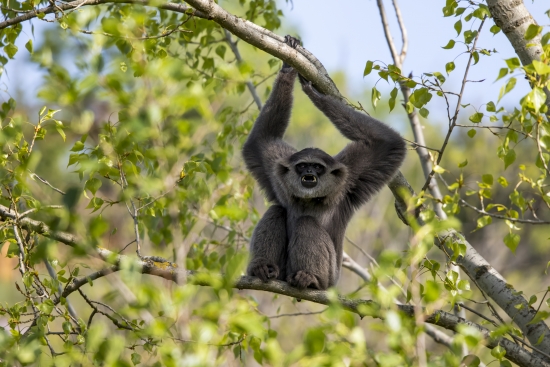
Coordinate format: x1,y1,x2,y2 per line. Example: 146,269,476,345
300,78,407,212
242,36,301,203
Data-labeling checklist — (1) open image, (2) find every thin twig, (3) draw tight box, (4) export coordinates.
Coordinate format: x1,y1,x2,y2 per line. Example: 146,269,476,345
391,0,408,65
224,29,262,109
30,173,66,195
268,309,326,319
421,17,487,193
460,199,550,224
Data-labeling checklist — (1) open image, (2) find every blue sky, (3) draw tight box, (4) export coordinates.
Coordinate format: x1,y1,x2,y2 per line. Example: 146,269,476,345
280,0,549,120
3,0,549,120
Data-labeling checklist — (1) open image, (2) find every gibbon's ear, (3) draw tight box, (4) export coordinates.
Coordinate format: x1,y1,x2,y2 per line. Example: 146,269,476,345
276,159,291,176
330,162,348,179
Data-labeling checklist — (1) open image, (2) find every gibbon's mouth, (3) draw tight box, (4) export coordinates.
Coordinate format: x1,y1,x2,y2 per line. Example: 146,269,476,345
301,174,318,188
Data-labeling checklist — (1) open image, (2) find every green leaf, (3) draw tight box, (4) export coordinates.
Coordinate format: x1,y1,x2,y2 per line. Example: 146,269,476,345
532,60,550,75
490,25,501,35
363,60,373,76
528,87,547,112
38,300,55,315
371,86,381,109
491,345,506,361
482,174,493,185
70,141,85,152
504,149,516,169
458,159,468,168
433,165,446,174
305,328,326,354
504,233,520,253
467,129,476,138
476,215,492,229
388,87,398,112
55,126,66,142
442,40,455,49
505,58,521,71
454,20,462,35
62,321,72,334
4,43,18,59
215,45,226,59
472,51,479,65
498,176,508,187
524,24,543,40
498,77,516,102
461,355,480,367
469,112,483,123
445,61,455,75
85,178,102,195
495,68,508,81
486,101,496,112
410,88,432,108
464,30,478,44
25,39,33,54
131,352,142,365
419,108,429,118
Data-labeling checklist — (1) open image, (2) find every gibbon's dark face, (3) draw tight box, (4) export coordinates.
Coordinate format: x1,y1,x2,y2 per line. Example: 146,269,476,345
276,148,349,201
295,162,326,188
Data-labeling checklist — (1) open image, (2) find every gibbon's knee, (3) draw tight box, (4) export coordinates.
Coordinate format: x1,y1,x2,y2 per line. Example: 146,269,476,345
247,205,288,282
286,216,337,290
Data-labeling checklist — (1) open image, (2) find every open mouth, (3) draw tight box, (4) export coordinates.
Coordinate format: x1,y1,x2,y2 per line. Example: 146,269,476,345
301,174,317,188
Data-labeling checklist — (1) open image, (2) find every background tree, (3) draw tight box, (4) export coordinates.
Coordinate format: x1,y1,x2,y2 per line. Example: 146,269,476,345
0,0,549,366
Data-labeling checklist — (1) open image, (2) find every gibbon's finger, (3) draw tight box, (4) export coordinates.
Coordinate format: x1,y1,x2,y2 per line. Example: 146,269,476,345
298,73,309,85
284,35,301,49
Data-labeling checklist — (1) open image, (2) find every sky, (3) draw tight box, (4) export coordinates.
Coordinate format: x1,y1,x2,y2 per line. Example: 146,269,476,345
2,0,549,122
279,0,549,121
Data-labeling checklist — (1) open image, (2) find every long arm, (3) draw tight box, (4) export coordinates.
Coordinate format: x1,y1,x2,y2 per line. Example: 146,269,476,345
300,79,406,212
242,65,298,202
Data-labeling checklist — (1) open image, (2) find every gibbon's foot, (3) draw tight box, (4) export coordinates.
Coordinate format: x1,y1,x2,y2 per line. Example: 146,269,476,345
284,35,301,49
287,270,320,290
250,263,279,282
282,35,301,71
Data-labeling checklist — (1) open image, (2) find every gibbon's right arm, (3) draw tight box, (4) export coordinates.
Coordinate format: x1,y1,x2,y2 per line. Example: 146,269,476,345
299,77,407,213
242,37,300,203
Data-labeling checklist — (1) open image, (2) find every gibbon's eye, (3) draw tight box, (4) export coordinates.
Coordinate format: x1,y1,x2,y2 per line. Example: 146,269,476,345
314,164,322,171
297,163,306,170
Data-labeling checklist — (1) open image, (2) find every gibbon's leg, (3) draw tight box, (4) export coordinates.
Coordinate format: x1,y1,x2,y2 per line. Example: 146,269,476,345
286,216,337,290
247,205,288,282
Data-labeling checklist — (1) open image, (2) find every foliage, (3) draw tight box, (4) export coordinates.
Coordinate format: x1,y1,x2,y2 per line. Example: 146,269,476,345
0,0,549,366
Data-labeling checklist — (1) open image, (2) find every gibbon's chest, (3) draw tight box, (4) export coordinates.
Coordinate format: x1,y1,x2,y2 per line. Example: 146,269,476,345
285,205,335,237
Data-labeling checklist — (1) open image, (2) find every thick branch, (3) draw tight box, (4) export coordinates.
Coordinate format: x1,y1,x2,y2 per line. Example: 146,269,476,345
2,204,549,366
487,0,550,109
3,0,550,359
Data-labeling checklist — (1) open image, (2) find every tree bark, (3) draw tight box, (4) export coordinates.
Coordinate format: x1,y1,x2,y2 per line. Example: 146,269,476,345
487,0,550,108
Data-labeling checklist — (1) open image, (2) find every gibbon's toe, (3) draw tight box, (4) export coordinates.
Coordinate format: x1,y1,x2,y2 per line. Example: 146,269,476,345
288,270,320,290
251,263,279,282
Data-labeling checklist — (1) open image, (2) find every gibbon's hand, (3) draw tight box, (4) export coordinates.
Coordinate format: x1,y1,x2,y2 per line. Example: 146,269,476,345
299,74,324,98
282,35,301,71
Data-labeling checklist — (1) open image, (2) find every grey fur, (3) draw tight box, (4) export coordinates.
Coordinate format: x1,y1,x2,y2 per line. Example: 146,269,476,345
242,36,406,290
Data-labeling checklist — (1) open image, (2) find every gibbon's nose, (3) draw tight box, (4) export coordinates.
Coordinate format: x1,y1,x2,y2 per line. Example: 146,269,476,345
301,174,318,188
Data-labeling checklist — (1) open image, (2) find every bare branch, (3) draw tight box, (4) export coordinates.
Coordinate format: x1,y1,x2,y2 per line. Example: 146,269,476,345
421,18,486,193
391,0,408,65
460,199,550,225
224,29,262,109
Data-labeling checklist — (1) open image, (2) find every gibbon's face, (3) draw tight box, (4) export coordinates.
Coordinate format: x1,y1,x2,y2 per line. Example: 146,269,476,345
295,162,326,188
276,148,348,201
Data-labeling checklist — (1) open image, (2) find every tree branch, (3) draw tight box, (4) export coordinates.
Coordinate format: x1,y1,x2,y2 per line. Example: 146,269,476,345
3,0,550,358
